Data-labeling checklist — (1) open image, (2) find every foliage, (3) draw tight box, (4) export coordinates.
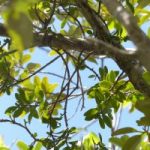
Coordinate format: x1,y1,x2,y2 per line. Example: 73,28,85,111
0,0,150,150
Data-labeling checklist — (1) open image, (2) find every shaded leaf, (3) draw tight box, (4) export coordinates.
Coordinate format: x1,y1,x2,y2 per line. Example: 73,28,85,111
109,135,129,148
103,115,112,128
98,117,105,129
135,99,150,115
136,116,150,126
27,63,41,72
112,127,138,136
137,0,150,8
5,106,17,115
84,108,99,120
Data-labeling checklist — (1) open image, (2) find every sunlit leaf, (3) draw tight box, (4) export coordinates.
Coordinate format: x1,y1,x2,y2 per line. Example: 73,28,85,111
33,142,43,150
5,12,33,51
122,134,145,150
21,54,31,64
83,132,100,149
17,141,28,150
143,71,150,85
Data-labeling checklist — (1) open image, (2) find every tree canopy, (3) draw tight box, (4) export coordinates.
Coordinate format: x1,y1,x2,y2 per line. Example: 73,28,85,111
0,0,150,149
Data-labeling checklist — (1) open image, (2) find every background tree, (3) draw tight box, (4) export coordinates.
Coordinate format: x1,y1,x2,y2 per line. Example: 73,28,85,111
0,0,150,149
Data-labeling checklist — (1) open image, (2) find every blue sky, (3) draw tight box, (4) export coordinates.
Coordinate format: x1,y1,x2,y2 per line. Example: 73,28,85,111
0,51,142,149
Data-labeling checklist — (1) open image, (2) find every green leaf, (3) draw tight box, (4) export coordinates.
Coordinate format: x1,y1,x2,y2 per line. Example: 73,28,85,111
141,142,150,150
107,71,119,82
0,147,9,150
99,66,108,80
147,27,150,38
30,107,39,119
5,106,17,115
135,99,150,115
61,18,67,29
0,137,9,150
27,63,41,72
21,54,31,64
87,57,97,64
137,0,150,9
83,132,100,149
109,135,129,148
98,117,105,129
122,134,145,150
103,115,112,128
6,12,33,51
13,108,24,118
17,141,29,150
34,76,41,85
86,132,100,144
112,127,138,136
86,29,93,35
126,0,135,13
142,71,150,85
136,116,150,126
88,75,96,78
99,80,111,89
41,77,58,94
33,142,42,150
84,108,99,120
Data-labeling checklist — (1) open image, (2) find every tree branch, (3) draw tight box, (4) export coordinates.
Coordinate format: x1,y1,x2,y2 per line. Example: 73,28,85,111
0,118,39,142
0,23,150,97
102,0,150,71
75,0,110,41
33,33,132,58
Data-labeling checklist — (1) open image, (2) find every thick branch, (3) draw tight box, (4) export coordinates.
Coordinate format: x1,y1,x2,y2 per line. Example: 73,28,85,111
0,23,129,57
102,0,150,71
1,23,150,96
75,0,111,41
33,33,131,57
